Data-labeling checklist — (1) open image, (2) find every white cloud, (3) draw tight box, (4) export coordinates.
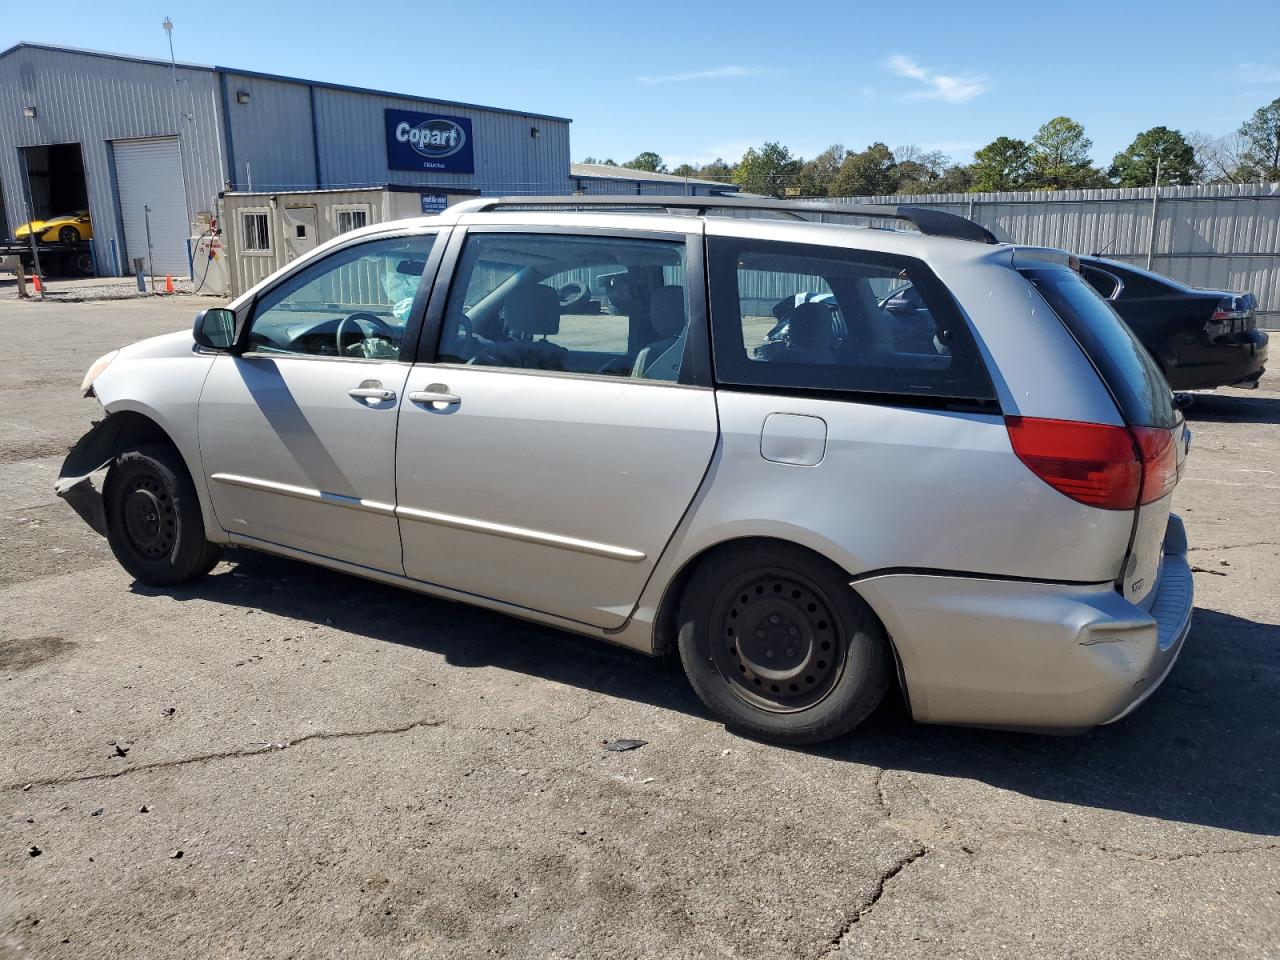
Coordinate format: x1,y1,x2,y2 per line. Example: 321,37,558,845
886,55,987,103
635,65,774,84
1236,62,1280,85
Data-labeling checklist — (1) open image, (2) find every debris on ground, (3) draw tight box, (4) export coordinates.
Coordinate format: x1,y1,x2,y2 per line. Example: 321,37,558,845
168,850,183,860
90,808,103,817
162,707,176,716
27,846,41,857
603,739,648,752
109,742,129,757
139,805,150,814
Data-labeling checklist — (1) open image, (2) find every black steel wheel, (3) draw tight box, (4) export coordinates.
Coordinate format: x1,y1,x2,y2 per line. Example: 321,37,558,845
104,444,222,586
677,542,891,745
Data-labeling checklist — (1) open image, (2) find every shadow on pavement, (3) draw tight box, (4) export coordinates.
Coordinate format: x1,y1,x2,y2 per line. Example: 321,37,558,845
1185,392,1280,425
142,550,1280,838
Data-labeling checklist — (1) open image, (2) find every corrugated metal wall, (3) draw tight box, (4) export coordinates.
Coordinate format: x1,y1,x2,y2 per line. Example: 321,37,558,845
573,177,733,197
825,183,1280,327
222,79,572,196
0,46,227,276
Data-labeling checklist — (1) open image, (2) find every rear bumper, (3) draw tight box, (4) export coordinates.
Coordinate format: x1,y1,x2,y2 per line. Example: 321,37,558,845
855,514,1193,731
1168,330,1268,390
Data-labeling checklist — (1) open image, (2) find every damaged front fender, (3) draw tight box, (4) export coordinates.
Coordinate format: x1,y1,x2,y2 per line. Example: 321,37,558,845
54,418,123,537
55,412,173,538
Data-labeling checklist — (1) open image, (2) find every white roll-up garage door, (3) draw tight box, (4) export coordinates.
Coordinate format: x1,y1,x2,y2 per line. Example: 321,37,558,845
113,137,190,277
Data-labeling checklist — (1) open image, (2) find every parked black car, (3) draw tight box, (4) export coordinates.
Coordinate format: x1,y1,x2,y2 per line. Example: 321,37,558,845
1078,256,1268,391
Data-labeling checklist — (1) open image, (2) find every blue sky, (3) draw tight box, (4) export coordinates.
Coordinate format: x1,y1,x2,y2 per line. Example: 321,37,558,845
5,0,1279,168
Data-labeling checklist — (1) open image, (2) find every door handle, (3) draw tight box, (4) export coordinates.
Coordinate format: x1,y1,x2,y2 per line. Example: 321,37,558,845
348,380,395,402
408,385,461,406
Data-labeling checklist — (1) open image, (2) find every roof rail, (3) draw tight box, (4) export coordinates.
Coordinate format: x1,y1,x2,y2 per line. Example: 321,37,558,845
468,195,999,245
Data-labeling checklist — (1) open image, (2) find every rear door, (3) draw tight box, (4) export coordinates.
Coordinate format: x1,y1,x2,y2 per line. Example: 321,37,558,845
1020,265,1187,609
394,225,717,629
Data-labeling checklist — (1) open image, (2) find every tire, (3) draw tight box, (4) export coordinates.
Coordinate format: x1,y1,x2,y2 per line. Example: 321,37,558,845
557,281,590,311
103,444,222,586
58,226,80,245
676,542,891,745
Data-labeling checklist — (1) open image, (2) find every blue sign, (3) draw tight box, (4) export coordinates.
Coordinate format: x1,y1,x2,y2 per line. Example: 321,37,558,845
421,193,448,215
386,109,474,174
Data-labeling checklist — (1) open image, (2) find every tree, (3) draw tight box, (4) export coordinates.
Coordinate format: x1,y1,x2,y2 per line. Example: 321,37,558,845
970,136,1034,192
669,163,699,178
795,144,846,197
930,163,976,194
1029,117,1107,189
1187,131,1248,184
624,152,667,173
1109,127,1200,186
732,142,801,197
580,156,618,166
891,146,952,193
1238,97,1280,181
828,142,899,197
698,158,735,183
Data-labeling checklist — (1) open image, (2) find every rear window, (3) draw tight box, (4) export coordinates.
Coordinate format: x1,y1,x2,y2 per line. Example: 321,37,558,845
1020,266,1178,429
708,237,995,405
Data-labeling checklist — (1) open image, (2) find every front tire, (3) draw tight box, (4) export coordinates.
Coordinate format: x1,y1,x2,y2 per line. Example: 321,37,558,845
104,444,222,586
677,543,890,745
58,226,81,245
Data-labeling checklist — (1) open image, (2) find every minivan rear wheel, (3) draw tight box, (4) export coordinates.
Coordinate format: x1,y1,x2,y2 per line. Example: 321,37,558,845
676,543,890,745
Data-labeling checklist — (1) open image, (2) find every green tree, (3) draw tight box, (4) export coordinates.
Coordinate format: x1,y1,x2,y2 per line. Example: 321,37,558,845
1238,97,1280,181
828,143,899,197
698,158,735,183
1029,117,1106,189
624,152,667,173
580,156,618,166
732,142,802,197
795,144,846,197
669,163,699,178
1109,127,1200,186
970,137,1034,191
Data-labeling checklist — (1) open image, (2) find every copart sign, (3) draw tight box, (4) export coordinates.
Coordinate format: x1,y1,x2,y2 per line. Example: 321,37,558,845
385,109,475,174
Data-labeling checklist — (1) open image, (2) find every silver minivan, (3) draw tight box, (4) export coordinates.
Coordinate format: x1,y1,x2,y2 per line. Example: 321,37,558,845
58,197,1193,744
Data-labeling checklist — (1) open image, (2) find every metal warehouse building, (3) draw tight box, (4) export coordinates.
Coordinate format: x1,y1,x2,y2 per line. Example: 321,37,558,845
0,42,572,278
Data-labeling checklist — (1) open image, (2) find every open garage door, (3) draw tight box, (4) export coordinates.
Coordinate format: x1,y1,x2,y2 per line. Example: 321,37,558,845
113,137,189,277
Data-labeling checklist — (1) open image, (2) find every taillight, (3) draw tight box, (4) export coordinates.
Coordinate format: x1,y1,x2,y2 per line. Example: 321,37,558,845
1132,426,1178,504
1005,417,1179,510
1006,417,1140,509
1208,295,1256,335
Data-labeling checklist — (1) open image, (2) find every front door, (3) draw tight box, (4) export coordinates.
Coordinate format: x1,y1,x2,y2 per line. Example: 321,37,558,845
199,230,440,572
281,205,318,263
395,228,718,628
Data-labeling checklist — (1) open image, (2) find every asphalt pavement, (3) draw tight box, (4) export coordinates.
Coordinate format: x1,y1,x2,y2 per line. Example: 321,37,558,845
1,296,1277,959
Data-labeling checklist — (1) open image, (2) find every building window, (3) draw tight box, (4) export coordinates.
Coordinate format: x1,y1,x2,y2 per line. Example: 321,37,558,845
333,205,370,235
241,210,272,255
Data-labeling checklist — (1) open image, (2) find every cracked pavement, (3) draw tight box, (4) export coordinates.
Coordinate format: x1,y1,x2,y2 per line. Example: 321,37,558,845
1,298,1278,958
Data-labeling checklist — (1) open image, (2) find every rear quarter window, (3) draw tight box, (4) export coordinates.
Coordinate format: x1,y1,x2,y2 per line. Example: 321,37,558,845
1020,266,1178,429
707,237,996,406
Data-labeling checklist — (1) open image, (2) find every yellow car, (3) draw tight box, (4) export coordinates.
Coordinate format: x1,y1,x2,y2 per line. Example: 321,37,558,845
15,210,92,244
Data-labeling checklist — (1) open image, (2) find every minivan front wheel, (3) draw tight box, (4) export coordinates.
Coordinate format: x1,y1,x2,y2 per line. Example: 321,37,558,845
677,544,890,744
104,444,222,586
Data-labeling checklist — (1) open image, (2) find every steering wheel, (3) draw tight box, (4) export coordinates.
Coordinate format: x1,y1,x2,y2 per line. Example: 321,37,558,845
596,356,632,376
335,311,395,356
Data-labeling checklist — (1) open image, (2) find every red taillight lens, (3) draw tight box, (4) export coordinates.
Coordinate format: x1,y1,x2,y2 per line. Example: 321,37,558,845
1132,426,1178,505
1006,417,1178,510
1006,417,1141,510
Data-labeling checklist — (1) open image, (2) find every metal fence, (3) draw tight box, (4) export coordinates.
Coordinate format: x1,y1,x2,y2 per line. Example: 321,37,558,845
823,182,1280,328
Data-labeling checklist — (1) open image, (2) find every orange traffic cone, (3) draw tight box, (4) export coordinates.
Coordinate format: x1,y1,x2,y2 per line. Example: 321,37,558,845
164,274,174,294
31,274,42,294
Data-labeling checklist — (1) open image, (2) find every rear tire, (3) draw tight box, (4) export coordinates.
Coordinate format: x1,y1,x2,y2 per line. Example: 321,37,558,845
676,542,890,745
104,444,222,586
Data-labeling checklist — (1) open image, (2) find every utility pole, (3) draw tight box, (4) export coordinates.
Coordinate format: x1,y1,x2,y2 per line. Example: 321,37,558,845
1146,156,1162,271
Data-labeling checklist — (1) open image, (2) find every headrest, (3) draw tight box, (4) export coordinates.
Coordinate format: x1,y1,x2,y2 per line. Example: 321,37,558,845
650,285,687,337
505,282,560,336
789,301,837,350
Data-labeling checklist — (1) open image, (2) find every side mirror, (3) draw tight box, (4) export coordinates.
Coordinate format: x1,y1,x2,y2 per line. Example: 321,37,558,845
193,308,236,350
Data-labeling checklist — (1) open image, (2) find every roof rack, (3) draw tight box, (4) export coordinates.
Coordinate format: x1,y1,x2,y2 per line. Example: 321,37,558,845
468,195,999,245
